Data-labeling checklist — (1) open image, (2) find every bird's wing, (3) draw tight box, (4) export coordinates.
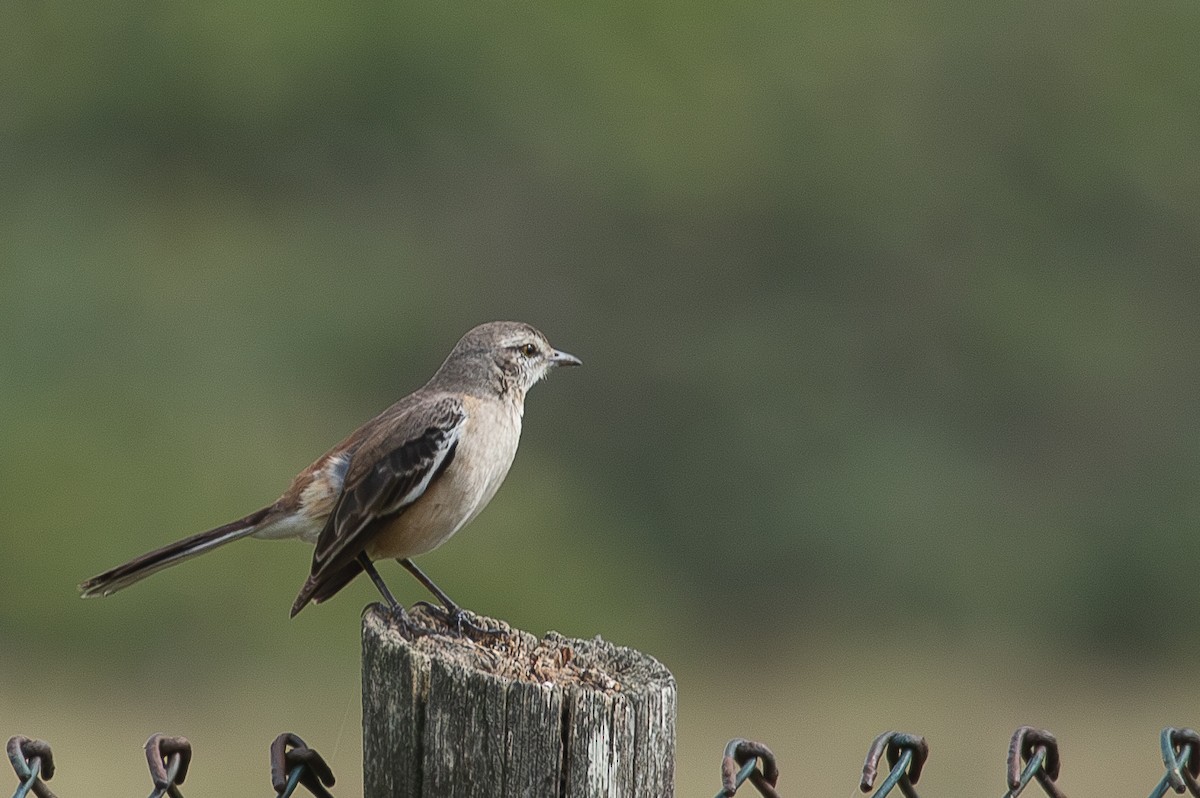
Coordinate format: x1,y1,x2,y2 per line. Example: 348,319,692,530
308,395,466,582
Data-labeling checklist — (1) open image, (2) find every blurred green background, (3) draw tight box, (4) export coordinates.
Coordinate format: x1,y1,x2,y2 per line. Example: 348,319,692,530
3,1,1199,795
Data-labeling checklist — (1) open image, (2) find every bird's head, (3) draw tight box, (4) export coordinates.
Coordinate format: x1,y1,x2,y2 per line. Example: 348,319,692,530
437,321,582,399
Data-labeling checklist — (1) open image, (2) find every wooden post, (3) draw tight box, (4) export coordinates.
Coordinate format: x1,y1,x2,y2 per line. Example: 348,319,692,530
362,604,676,798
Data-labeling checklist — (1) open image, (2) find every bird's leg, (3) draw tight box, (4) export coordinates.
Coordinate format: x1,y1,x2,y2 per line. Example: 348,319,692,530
399,558,503,639
358,552,411,626
399,558,459,612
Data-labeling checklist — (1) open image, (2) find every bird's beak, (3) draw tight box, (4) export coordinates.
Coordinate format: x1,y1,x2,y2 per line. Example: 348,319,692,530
548,349,582,367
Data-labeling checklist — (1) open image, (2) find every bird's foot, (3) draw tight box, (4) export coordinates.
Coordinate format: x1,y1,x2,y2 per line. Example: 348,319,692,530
365,600,426,639
413,601,506,641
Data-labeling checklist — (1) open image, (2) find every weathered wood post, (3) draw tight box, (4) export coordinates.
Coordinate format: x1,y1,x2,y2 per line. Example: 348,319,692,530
362,604,676,797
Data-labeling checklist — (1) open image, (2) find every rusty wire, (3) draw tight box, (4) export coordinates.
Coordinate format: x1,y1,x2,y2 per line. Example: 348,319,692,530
7,732,338,798
270,733,336,798
703,725,1200,798
8,731,337,798
860,732,929,798
9,722,1200,798
716,739,781,798
144,734,191,798
1003,726,1065,798
7,737,57,798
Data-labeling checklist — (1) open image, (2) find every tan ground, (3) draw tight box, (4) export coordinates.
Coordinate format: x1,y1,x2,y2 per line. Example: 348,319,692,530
2,638,1186,797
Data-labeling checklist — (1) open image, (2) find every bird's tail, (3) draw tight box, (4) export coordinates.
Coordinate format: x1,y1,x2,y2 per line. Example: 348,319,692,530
289,559,363,617
79,507,273,598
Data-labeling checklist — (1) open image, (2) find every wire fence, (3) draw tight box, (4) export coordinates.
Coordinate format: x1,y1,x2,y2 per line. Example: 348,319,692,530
8,724,1198,797
719,726,1200,798
7,733,334,798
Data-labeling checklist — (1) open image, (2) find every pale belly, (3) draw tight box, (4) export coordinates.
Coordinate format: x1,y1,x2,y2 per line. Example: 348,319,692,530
366,397,521,560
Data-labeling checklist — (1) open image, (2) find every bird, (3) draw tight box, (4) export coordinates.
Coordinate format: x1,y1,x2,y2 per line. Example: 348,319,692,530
79,321,581,629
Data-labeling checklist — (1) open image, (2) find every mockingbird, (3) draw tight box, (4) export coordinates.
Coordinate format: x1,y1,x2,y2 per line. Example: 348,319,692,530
80,321,581,629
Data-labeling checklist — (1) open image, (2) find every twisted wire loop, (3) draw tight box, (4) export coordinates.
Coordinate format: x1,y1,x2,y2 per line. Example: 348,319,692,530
270,733,336,798
860,732,929,798
144,734,192,798
1149,728,1200,798
1004,727,1066,798
716,739,781,798
7,737,57,798
9,722,1200,796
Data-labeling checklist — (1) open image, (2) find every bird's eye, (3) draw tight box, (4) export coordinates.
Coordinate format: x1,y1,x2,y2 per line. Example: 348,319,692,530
519,343,538,358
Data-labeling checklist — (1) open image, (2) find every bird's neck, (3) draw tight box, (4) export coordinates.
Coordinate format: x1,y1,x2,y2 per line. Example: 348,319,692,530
427,354,527,407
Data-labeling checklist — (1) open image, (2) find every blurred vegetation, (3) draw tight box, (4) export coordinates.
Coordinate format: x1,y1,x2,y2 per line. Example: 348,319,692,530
2,0,1199,794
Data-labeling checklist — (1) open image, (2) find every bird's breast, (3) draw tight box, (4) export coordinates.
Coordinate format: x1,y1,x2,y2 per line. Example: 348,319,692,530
367,396,523,560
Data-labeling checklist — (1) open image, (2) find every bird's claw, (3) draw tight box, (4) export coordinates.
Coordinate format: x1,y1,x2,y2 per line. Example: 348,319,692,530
365,600,428,640
413,601,505,640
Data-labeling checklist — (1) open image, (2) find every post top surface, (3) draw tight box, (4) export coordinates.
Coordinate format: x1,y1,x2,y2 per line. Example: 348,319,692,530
362,604,674,695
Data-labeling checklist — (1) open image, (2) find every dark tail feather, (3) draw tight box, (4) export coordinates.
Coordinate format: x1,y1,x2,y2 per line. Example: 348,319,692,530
289,559,363,617
79,507,273,598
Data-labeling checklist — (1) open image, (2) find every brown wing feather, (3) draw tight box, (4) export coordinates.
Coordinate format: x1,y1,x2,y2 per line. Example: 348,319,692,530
290,396,465,614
